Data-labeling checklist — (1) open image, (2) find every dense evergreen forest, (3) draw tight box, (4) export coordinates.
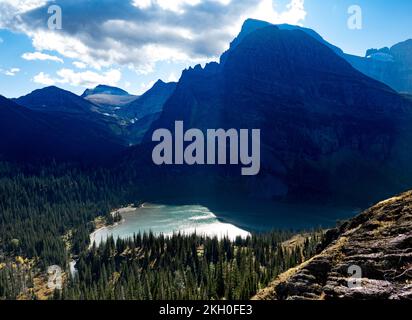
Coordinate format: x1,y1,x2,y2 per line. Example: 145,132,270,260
0,162,322,300
0,162,134,266
68,232,321,300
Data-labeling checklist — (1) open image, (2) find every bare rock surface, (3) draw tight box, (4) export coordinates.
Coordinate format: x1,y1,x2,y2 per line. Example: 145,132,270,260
254,191,412,300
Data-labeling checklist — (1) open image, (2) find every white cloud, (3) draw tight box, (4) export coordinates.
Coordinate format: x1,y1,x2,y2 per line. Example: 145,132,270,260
22,52,64,63
132,0,202,13
73,61,87,69
166,72,179,83
33,68,122,88
33,71,55,85
3,0,307,73
0,0,48,13
1,67,20,76
0,0,49,28
132,0,152,10
251,0,306,25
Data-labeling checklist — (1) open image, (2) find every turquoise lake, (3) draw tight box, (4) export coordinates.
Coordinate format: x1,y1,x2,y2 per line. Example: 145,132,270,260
90,202,358,246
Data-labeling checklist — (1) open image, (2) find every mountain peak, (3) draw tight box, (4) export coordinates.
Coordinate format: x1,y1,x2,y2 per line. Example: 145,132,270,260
81,85,129,98
229,19,273,51
241,18,272,33
155,79,165,85
154,79,177,88
221,19,343,65
16,85,96,115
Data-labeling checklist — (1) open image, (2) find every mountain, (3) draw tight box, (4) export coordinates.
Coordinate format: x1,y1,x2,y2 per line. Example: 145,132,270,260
15,86,126,135
0,95,124,162
229,19,412,94
119,80,177,144
79,81,176,145
220,19,343,64
119,80,176,120
14,83,174,148
81,84,130,97
254,190,412,300
81,85,139,117
15,86,97,115
346,40,412,94
135,23,412,207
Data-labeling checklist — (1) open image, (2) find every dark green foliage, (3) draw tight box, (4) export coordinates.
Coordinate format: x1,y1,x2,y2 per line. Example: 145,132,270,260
63,231,319,300
0,162,321,300
0,162,134,268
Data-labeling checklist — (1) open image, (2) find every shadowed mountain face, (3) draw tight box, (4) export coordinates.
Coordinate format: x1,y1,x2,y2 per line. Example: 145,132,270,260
119,80,177,144
14,85,129,141
16,86,97,115
136,24,412,206
230,19,412,95
12,83,177,149
220,19,343,65
119,80,176,120
2,92,124,162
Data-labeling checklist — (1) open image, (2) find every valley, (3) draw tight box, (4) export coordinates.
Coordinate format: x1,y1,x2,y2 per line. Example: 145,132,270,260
0,14,412,302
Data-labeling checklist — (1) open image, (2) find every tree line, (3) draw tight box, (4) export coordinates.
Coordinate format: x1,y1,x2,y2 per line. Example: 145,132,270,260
0,161,322,300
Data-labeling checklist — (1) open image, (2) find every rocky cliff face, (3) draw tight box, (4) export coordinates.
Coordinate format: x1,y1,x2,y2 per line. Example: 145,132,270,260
254,191,412,300
141,24,412,206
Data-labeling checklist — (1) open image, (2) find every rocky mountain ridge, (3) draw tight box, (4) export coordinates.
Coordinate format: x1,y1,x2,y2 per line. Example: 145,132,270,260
254,191,412,300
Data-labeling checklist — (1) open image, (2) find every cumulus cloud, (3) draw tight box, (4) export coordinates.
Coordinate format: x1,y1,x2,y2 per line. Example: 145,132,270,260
33,68,122,88
22,51,64,63
166,72,179,83
2,0,306,73
1,68,20,76
33,71,55,85
72,61,87,69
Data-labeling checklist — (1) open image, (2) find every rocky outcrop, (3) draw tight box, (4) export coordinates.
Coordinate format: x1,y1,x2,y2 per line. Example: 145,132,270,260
254,191,412,300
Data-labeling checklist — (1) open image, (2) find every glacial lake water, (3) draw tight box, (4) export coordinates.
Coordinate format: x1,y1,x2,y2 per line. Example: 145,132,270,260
90,202,359,246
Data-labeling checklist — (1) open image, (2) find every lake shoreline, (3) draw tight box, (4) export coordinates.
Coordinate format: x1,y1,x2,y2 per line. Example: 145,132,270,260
89,203,252,246
90,204,141,246
89,201,359,247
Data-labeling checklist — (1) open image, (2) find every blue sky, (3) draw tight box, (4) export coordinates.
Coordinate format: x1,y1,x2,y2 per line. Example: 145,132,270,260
0,0,411,98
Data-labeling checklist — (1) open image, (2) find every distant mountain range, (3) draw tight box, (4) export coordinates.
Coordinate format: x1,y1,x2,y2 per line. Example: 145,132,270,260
346,40,412,94
1,81,178,156
2,18,412,207
0,93,124,162
15,85,98,116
